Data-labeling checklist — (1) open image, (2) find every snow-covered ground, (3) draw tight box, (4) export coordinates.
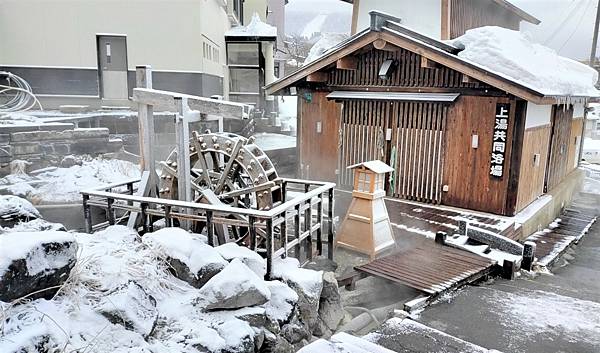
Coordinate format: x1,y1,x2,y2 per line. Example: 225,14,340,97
0,157,140,204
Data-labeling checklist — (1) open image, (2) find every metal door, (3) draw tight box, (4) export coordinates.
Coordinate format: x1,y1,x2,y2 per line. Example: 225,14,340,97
97,35,128,99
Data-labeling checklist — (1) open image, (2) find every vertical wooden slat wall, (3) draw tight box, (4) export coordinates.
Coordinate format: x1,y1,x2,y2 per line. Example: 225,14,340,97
338,99,447,204
545,105,574,192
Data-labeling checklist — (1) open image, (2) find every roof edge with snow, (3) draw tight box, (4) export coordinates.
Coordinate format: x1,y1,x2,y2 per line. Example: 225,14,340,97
266,12,598,104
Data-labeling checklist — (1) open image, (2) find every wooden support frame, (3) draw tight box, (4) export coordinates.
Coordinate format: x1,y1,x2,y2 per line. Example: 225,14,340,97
336,57,358,70
373,38,398,51
420,57,438,69
306,72,329,83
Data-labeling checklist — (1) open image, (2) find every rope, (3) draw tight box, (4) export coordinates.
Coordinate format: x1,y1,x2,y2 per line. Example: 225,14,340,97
0,71,43,112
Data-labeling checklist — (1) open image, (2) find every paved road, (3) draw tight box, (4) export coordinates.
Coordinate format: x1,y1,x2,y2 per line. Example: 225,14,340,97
413,193,600,353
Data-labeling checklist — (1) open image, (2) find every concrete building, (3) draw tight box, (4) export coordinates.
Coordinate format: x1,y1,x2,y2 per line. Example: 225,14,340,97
343,0,540,39
0,0,284,109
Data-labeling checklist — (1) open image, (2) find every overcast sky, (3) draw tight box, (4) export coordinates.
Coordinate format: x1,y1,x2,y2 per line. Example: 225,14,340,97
285,0,599,60
513,0,598,60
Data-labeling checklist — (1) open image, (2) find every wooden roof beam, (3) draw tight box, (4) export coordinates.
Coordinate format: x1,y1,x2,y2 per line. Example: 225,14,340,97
337,56,358,70
462,74,476,83
420,57,438,69
306,71,329,83
373,39,398,52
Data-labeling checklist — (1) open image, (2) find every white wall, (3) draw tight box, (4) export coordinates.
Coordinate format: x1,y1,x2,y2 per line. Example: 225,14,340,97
0,0,229,77
355,0,442,39
525,102,552,129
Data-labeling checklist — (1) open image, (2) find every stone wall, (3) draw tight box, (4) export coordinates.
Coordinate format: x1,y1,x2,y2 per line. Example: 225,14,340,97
0,125,122,175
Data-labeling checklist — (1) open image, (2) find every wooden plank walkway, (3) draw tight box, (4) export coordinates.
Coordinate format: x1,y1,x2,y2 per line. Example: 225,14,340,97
384,199,521,240
355,243,495,295
526,206,598,267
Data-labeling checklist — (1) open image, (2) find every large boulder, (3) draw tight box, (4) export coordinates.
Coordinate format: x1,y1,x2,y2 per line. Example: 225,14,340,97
272,257,323,333
0,231,77,302
318,272,344,331
0,195,40,228
96,281,158,338
264,280,299,325
143,228,228,288
215,242,267,278
198,258,271,310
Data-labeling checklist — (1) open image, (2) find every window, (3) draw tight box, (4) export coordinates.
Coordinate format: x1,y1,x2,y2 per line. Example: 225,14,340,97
229,68,260,93
227,43,259,66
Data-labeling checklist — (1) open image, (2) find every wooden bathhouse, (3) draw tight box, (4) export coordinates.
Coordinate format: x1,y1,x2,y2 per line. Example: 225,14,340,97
266,12,598,217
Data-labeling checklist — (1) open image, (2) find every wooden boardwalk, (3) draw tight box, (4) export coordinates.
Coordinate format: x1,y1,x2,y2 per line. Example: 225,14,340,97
355,243,495,295
526,206,598,267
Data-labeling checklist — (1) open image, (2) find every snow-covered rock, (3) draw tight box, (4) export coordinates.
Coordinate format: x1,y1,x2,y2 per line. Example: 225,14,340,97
0,230,77,302
318,272,344,332
273,257,323,332
450,26,600,97
2,218,66,234
198,258,271,310
143,228,227,288
265,280,299,324
216,242,267,278
0,195,40,226
96,281,158,338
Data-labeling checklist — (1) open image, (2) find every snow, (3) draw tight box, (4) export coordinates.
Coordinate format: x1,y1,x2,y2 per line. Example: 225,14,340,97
142,227,225,275
510,194,552,225
196,258,271,309
0,230,75,277
226,12,277,38
264,280,299,323
272,257,323,301
583,138,600,151
492,288,600,346
215,242,267,277
450,26,600,97
0,225,298,353
445,234,521,265
0,157,140,204
0,195,41,219
301,13,328,39
253,132,296,151
304,33,350,64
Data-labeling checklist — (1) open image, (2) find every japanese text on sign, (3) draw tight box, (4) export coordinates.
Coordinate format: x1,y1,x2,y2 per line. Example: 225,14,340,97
490,103,509,178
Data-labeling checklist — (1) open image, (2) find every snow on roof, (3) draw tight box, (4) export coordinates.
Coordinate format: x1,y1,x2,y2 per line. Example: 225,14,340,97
225,13,277,39
450,26,600,97
347,160,394,173
304,33,350,65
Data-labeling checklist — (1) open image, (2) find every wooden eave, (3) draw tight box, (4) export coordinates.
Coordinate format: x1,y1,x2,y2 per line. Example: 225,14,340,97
491,0,541,25
266,27,593,105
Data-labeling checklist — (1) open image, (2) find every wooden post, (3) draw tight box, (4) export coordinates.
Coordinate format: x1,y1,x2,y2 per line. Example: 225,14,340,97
435,231,447,245
249,216,257,250
206,210,214,247
265,218,273,280
306,199,313,261
164,206,172,227
136,65,155,176
107,198,115,225
140,202,150,233
281,211,288,258
327,188,334,260
316,194,323,255
83,194,92,233
294,204,302,261
174,96,193,203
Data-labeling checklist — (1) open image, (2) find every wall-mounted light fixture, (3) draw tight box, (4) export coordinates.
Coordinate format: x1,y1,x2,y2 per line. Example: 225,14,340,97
379,59,398,80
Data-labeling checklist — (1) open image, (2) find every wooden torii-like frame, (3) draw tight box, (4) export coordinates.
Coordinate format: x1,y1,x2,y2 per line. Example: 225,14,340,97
127,65,253,228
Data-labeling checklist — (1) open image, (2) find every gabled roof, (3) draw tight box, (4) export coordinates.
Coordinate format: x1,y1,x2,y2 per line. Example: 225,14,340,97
347,160,394,173
266,12,595,104
340,0,540,25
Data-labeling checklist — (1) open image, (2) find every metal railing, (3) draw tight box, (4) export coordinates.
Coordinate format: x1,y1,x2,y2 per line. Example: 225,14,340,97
81,178,335,278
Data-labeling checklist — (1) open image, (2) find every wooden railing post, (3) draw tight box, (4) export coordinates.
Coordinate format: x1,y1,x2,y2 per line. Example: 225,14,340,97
265,218,273,280
140,202,150,233
327,188,335,260
306,198,313,261
281,211,288,258
83,194,92,233
316,193,323,255
249,216,257,250
294,204,302,261
106,198,115,225
206,210,214,247
164,206,172,227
